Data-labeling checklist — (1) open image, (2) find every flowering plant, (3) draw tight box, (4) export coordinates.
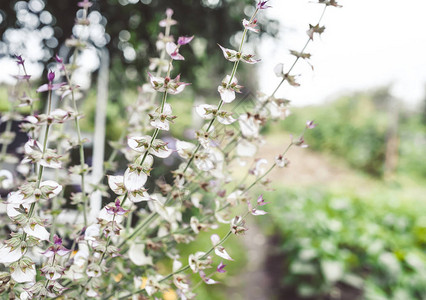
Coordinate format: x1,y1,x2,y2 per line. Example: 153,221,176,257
0,0,341,298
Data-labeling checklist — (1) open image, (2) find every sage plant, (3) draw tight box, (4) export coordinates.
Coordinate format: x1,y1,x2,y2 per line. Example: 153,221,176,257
0,0,342,298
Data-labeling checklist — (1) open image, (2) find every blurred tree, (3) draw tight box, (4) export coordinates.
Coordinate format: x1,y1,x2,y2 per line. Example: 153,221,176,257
0,0,279,92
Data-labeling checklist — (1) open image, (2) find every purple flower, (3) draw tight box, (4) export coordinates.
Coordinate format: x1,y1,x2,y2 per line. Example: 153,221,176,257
13,75,31,81
41,235,71,258
55,54,63,64
106,199,128,216
257,1,271,9
166,8,174,18
257,194,269,206
216,261,227,273
47,70,55,82
15,55,25,65
78,0,92,8
177,35,194,46
36,70,66,93
306,120,318,129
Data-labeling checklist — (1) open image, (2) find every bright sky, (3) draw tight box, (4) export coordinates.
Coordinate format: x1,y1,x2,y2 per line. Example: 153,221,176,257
258,0,426,107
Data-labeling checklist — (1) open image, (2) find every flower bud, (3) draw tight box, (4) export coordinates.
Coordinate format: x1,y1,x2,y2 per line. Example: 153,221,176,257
47,70,55,82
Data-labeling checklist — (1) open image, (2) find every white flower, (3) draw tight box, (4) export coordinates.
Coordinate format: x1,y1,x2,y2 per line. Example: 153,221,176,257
40,180,62,199
108,175,126,195
217,75,242,103
226,190,244,206
239,113,260,138
128,136,173,158
250,158,268,177
274,63,285,77
150,103,175,131
175,140,196,160
124,168,147,192
128,244,153,266
211,234,233,261
128,190,151,203
7,202,30,219
11,263,36,283
236,139,257,157
0,245,23,264
0,169,13,189
23,224,50,241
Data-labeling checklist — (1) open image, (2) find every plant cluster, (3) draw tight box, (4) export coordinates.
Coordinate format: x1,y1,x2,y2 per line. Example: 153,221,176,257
269,188,426,300
0,0,341,299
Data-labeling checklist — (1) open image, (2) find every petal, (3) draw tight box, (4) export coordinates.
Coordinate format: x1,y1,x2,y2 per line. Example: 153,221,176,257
236,139,257,157
218,86,235,103
40,180,63,198
214,246,234,261
218,44,238,62
36,83,49,93
107,175,125,195
24,224,50,241
128,191,151,203
124,168,147,192
217,114,236,125
177,35,194,45
195,104,215,120
175,140,196,159
128,136,150,153
0,245,23,264
274,63,285,77
251,209,268,216
150,141,172,158
7,202,31,219
128,244,153,266
11,265,36,283
210,234,220,246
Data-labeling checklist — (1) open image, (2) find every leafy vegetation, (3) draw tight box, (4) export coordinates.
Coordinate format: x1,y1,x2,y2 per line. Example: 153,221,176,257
267,187,426,300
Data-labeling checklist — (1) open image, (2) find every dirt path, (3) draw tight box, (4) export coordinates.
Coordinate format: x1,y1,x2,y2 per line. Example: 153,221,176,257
259,134,377,192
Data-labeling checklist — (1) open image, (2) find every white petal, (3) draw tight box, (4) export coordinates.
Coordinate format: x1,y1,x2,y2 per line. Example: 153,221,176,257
195,104,215,119
239,114,259,138
40,159,62,169
163,103,173,115
176,140,196,159
166,42,178,56
204,277,219,285
218,86,235,103
128,244,153,266
217,114,236,125
24,224,50,241
0,245,23,264
40,180,63,198
11,264,36,283
128,136,150,153
252,209,268,216
194,157,214,171
98,206,124,223
274,63,285,77
128,191,151,203
236,139,257,157
7,191,26,204
124,168,147,192
0,170,13,189
150,119,170,131
173,259,183,272
210,234,220,246
7,202,31,219
150,143,172,158
84,224,100,241
214,246,234,261
108,175,125,195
